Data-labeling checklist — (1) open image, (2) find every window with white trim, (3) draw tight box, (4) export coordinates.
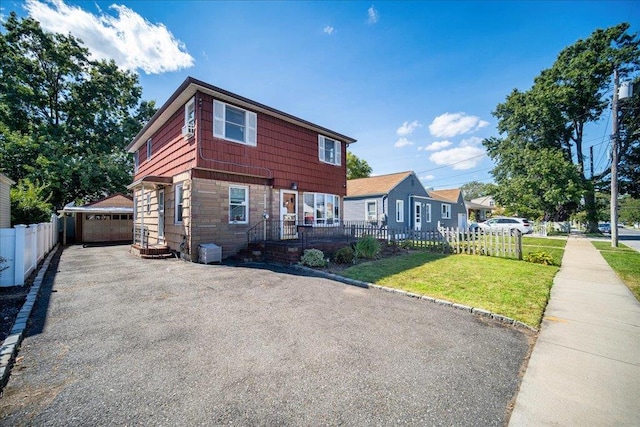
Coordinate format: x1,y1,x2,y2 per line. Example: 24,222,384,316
175,183,184,224
146,138,152,160
133,151,139,172
185,98,195,128
441,203,451,219
396,200,404,222
365,200,377,221
303,193,340,226
213,100,257,146
425,204,432,223
229,185,248,224
318,135,341,166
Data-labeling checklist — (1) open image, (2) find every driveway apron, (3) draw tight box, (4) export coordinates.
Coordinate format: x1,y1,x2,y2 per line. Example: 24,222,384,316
1,245,530,426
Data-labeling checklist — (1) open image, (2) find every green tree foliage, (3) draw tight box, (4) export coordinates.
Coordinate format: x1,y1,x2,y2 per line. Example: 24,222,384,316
460,181,496,201
347,151,372,180
0,13,156,213
10,178,53,225
484,23,639,227
619,196,640,225
618,75,640,198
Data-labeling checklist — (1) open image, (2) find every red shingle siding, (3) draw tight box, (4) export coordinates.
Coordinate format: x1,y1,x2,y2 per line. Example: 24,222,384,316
195,94,347,196
133,108,196,180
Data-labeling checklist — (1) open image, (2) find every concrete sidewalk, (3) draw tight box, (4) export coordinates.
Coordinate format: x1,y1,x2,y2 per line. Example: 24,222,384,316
509,233,640,425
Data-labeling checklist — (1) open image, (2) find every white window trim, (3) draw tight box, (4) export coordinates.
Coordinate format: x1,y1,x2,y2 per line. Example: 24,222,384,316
318,135,341,166
133,151,139,173
213,100,257,146
441,203,451,220
425,203,432,223
396,200,404,222
185,97,195,127
365,199,377,222
146,138,152,160
229,185,249,224
175,183,184,224
303,193,340,227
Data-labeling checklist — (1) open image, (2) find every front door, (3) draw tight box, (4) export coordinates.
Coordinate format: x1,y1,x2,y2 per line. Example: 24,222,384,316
414,202,422,231
158,189,165,242
280,190,298,239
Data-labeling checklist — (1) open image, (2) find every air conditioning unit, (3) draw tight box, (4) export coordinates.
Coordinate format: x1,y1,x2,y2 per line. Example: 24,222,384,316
181,124,194,139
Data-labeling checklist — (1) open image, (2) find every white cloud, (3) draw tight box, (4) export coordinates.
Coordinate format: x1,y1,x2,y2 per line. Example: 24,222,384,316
419,174,435,182
420,140,452,151
428,146,486,170
25,0,194,74
396,120,421,136
460,136,483,147
367,6,379,24
428,112,489,138
323,25,335,35
394,137,413,148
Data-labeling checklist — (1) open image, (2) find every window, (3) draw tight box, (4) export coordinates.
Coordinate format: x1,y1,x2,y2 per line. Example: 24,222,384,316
365,200,377,221
213,100,257,145
146,138,152,160
303,193,340,226
441,203,451,219
396,200,404,222
133,151,139,172
185,98,195,128
229,185,248,224
175,183,184,224
318,135,341,166
425,204,432,223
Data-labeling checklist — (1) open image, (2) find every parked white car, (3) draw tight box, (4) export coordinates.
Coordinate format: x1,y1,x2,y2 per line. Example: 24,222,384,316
477,217,533,234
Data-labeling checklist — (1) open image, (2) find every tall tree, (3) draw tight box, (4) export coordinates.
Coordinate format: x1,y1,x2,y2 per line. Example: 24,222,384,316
347,151,372,180
0,13,155,211
485,23,639,227
460,181,496,201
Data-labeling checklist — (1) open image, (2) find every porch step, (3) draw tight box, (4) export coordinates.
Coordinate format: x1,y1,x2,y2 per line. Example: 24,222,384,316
130,244,173,259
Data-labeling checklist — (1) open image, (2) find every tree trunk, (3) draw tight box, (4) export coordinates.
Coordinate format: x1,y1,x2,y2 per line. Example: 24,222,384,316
583,187,599,232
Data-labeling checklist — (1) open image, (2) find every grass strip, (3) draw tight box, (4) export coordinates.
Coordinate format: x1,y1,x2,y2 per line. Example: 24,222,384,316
590,241,640,301
341,251,558,328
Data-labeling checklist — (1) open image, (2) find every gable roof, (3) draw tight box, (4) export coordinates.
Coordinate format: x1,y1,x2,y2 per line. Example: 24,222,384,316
85,193,133,208
0,173,15,186
428,188,462,203
127,76,357,153
346,171,415,198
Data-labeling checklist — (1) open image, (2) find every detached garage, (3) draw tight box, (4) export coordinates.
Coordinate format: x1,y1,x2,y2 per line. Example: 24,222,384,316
59,194,134,244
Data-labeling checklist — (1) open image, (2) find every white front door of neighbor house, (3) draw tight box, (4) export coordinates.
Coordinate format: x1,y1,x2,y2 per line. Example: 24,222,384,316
158,188,165,242
280,190,298,239
414,202,422,231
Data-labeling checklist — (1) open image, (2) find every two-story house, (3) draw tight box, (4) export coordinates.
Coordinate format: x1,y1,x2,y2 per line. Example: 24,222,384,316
126,77,356,260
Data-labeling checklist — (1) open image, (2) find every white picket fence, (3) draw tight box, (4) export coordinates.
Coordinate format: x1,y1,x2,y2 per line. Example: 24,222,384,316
0,214,58,287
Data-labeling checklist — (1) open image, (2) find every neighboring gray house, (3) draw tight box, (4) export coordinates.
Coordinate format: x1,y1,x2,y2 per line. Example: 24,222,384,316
345,171,469,230
427,188,469,229
0,173,15,228
466,195,497,222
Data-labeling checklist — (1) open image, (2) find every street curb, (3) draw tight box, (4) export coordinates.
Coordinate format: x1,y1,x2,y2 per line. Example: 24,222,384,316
291,264,537,333
0,244,59,393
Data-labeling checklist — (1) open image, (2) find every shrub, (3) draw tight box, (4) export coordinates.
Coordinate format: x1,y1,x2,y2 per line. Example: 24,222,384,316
525,251,554,265
334,246,354,264
300,248,327,267
354,235,381,260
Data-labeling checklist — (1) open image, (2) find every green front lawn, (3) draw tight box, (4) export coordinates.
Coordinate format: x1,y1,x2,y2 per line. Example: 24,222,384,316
341,248,560,328
522,236,567,266
591,241,640,301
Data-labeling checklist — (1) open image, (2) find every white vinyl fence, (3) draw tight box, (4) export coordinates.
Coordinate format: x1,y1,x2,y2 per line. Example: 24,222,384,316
0,214,58,287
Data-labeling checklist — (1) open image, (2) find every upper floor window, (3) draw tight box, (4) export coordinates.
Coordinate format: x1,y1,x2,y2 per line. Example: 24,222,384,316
213,100,257,146
229,185,248,224
441,203,451,219
318,135,341,166
396,200,404,222
183,98,195,137
133,151,139,172
146,138,152,160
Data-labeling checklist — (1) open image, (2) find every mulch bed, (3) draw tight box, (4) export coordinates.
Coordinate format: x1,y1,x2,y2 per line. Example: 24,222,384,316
0,272,36,344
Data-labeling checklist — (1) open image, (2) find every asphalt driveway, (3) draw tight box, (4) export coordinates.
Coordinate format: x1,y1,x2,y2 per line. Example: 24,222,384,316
0,245,531,426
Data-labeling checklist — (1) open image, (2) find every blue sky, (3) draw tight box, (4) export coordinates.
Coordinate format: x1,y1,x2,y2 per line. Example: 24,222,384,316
3,0,639,190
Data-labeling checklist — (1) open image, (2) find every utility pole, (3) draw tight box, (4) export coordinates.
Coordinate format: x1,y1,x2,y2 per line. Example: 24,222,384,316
590,145,594,178
610,69,619,248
